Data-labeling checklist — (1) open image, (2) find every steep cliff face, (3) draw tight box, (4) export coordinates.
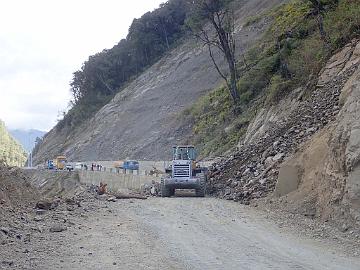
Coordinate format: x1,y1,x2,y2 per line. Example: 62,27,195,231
339,73,360,222
0,120,27,167
274,53,360,227
33,0,286,164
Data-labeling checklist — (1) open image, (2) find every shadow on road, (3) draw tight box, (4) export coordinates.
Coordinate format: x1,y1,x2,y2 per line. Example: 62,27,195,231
174,189,198,197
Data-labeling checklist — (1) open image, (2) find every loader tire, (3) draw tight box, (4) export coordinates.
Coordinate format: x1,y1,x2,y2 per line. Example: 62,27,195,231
161,178,171,197
195,172,206,197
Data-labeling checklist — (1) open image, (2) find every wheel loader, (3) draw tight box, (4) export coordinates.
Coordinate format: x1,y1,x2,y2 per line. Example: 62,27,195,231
161,145,207,197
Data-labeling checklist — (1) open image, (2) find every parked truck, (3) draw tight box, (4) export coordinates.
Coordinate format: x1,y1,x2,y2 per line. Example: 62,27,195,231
114,160,139,174
54,156,67,170
47,160,54,170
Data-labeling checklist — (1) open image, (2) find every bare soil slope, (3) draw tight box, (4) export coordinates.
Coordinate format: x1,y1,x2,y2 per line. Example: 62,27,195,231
0,166,39,209
33,0,287,164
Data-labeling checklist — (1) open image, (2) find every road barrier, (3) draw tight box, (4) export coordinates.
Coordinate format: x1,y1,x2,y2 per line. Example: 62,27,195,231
78,170,160,192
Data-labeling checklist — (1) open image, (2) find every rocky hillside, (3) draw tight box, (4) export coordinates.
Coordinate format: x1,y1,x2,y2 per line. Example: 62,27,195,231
208,40,360,229
179,0,359,158
33,0,286,164
0,120,27,167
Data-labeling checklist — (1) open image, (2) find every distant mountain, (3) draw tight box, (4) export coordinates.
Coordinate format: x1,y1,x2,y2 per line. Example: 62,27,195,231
0,120,27,166
9,129,46,152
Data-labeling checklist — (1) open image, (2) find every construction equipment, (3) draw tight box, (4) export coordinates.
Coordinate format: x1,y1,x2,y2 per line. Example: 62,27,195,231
161,145,207,197
54,156,67,170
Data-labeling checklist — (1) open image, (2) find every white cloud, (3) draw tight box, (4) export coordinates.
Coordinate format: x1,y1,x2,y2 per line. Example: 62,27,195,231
0,0,164,131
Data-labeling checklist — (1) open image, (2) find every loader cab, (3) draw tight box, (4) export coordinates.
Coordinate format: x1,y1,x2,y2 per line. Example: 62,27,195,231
170,146,197,179
172,146,196,161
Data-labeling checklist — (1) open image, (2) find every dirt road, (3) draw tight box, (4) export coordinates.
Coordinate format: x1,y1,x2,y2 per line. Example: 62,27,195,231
2,195,360,270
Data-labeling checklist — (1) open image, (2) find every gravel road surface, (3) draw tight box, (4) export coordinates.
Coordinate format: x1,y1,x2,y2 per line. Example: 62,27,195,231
7,195,358,270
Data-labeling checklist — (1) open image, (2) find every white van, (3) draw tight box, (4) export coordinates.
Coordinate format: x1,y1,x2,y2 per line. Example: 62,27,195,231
74,162,84,170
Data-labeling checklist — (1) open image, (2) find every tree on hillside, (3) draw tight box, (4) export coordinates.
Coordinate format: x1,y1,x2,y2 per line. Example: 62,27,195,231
304,0,338,48
63,0,190,130
31,137,43,158
187,0,240,104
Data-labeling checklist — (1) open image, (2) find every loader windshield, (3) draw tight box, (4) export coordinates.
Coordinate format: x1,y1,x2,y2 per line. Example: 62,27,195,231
172,146,196,160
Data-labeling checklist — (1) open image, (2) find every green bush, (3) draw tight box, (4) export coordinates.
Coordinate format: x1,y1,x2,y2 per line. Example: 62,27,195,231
237,52,280,96
240,90,253,104
269,0,310,38
287,34,326,85
325,0,360,48
244,14,263,27
266,75,292,104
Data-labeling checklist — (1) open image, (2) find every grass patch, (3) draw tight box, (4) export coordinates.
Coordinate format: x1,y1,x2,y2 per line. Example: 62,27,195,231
183,86,252,157
244,14,263,27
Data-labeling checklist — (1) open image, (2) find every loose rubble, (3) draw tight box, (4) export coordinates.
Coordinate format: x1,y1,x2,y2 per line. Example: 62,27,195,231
0,167,150,268
141,180,161,197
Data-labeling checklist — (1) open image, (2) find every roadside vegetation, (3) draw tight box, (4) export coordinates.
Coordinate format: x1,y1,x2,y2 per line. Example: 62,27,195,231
0,120,27,167
186,0,241,103
56,0,242,131
56,0,235,132
58,0,191,131
184,0,360,157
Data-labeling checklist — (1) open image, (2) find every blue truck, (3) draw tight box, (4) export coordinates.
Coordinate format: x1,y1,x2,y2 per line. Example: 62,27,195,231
47,160,54,170
122,160,139,171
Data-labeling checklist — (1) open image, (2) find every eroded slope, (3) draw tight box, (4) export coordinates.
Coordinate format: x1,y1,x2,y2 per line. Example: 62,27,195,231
33,0,286,163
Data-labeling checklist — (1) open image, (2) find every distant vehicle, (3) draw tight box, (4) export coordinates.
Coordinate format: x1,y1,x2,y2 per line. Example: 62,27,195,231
122,160,139,171
66,164,74,171
47,160,54,170
54,156,67,170
74,162,84,170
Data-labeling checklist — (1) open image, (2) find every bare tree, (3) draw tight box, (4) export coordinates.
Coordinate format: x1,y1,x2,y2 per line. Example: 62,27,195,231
188,0,240,103
305,0,337,48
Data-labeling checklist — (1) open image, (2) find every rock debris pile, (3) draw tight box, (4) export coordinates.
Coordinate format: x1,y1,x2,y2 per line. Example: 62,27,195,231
0,168,150,268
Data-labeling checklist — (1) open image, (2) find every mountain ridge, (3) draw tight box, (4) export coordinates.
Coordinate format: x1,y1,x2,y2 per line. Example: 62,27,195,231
9,129,46,152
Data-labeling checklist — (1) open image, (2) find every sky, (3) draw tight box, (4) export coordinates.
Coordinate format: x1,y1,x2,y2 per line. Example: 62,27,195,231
0,0,164,131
